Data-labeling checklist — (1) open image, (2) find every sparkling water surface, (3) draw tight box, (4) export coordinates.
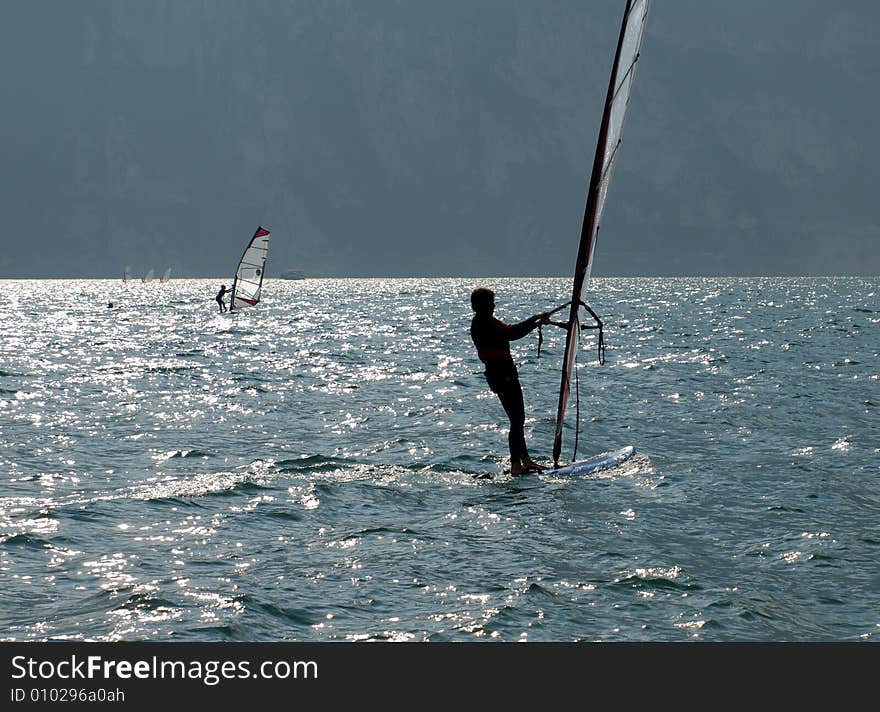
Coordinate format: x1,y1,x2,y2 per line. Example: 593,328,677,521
0,277,877,641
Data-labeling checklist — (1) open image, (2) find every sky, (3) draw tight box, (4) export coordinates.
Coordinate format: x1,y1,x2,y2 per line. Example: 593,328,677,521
1,0,878,278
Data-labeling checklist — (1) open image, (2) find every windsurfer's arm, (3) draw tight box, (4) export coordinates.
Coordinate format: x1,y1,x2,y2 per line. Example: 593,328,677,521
506,313,547,341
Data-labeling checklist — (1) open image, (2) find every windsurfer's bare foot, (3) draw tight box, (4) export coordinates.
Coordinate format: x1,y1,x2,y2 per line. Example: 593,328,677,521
522,459,545,473
511,463,543,476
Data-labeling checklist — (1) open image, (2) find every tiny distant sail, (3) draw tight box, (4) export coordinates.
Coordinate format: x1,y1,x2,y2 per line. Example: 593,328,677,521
142,269,154,283
552,0,649,467
160,268,172,282
123,266,131,283
230,226,270,311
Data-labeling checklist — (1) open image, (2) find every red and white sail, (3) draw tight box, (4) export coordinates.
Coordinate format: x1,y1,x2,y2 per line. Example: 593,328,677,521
230,226,270,311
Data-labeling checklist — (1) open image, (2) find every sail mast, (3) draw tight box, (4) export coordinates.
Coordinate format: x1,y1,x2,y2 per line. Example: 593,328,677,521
552,0,649,467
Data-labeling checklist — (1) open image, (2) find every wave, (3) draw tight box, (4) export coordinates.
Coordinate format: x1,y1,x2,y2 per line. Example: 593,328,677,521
130,471,274,501
159,449,215,460
113,593,180,612
613,567,700,592
234,594,316,627
276,454,352,473
0,532,53,548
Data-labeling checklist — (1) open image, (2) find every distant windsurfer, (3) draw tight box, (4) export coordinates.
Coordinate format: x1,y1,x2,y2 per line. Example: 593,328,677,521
470,287,551,475
216,284,231,313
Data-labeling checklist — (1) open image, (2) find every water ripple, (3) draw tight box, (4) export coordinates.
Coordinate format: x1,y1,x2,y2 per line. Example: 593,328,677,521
0,277,877,641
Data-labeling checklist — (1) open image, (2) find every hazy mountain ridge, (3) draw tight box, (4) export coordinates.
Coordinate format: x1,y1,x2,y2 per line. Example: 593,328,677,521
1,1,876,277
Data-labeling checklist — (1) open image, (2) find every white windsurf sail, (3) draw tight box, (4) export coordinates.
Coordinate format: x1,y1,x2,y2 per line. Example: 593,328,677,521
230,226,270,311
160,268,172,282
552,0,649,467
142,269,154,283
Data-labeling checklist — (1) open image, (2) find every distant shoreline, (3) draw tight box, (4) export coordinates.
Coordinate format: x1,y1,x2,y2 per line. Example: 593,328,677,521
0,274,877,281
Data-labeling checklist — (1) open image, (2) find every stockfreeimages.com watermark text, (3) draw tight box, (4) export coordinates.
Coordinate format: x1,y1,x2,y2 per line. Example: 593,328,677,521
10,654,318,687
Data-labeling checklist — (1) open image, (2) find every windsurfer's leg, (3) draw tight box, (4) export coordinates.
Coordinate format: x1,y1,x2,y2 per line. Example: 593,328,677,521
500,383,544,473
498,383,528,474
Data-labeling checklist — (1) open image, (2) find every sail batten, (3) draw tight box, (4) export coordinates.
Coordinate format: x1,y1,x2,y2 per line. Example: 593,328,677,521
552,1,649,467
230,226,270,312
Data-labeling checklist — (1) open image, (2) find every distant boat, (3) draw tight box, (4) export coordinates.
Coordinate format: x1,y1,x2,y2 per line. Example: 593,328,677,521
142,269,154,283
230,226,270,312
123,266,131,283
160,268,172,283
278,269,305,280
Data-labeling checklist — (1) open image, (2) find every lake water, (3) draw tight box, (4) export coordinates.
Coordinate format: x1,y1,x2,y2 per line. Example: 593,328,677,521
0,276,877,641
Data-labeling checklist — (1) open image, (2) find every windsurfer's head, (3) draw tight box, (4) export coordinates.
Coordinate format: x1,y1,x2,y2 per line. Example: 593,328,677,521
470,287,495,315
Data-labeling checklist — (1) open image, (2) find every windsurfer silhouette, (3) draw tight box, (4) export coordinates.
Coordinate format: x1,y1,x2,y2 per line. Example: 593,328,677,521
470,287,554,476
216,284,231,313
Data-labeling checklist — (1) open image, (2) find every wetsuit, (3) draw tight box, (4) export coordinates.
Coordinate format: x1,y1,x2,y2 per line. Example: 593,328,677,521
216,286,230,312
470,313,543,464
